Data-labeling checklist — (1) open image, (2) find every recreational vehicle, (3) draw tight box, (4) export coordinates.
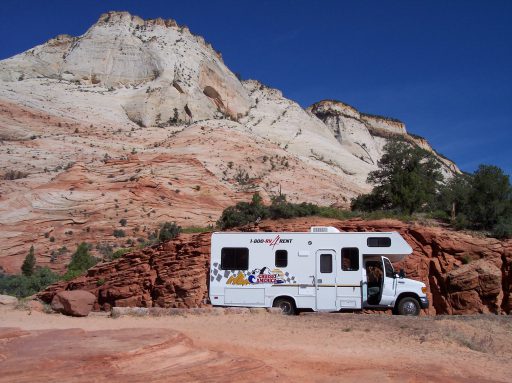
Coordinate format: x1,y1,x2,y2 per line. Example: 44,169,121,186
209,226,429,315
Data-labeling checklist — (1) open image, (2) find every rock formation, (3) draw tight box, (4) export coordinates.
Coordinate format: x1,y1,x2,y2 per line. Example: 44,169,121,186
38,217,512,315
1,11,459,273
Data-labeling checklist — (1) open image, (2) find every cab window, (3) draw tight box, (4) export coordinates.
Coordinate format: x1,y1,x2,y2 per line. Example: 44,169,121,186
383,258,394,278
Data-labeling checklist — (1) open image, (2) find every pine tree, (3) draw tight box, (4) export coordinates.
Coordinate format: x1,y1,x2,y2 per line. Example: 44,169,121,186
67,243,98,273
21,245,36,276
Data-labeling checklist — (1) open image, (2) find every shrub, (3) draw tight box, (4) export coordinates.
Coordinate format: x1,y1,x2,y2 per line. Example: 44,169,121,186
217,193,269,229
113,229,126,238
492,220,512,239
0,267,60,298
111,248,133,260
119,218,127,227
218,193,333,229
64,242,99,279
3,170,28,180
158,222,181,242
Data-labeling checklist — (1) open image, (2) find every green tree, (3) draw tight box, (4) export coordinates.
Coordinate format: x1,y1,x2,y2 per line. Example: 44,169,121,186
466,165,512,230
21,245,36,276
352,139,442,214
436,172,473,221
67,242,98,275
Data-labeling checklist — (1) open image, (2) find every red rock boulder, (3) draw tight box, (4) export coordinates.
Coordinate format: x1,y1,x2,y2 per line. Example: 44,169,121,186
51,290,96,317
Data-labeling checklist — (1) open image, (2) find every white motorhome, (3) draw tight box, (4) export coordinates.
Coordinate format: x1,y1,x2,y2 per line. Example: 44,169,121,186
209,227,429,315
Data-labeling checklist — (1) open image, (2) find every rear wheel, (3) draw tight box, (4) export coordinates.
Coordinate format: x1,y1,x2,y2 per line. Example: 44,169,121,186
273,297,296,315
397,297,420,316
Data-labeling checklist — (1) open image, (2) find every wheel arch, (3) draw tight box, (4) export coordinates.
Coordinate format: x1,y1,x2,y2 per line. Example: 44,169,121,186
272,295,297,307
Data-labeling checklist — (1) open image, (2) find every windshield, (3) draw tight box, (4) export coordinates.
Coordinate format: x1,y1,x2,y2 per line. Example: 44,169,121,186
383,258,394,278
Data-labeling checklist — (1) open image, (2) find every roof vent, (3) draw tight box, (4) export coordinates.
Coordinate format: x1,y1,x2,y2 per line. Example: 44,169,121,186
310,226,340,233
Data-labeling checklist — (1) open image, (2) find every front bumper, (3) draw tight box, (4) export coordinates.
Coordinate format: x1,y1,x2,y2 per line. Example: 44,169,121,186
419,296,429,309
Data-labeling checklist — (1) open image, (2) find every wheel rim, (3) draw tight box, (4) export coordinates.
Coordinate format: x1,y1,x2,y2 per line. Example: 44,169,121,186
403,301,417,315
279,301,291,314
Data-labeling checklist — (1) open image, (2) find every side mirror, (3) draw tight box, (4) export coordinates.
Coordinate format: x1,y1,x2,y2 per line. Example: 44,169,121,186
399,269,405,279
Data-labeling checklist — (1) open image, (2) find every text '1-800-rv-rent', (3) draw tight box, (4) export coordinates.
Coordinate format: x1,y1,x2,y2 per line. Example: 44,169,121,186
209,226,429,315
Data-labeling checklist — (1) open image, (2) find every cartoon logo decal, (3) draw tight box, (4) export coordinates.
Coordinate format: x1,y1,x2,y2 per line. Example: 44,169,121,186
248,267,285,284
210,262,296,285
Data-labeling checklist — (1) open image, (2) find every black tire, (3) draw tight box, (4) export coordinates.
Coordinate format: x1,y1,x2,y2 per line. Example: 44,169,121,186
273,297,296,315
397,297,420,316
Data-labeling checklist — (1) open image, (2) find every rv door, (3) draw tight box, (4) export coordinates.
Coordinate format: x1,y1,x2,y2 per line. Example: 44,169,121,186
315,250,337,311
379,256,397,305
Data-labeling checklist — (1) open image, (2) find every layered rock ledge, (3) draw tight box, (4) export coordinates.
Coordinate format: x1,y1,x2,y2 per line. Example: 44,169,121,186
38,217,512,315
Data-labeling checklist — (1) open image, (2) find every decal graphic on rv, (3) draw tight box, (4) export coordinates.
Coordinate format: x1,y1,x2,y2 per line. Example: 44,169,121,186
210,262,297,285
250,235,293,249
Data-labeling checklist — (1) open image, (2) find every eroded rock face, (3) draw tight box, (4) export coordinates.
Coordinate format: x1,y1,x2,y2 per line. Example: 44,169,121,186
308,100,459,177
51,290,96,316
38,218,511,315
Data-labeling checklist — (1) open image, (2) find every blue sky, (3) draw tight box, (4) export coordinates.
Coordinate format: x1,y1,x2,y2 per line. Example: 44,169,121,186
1,0,510,175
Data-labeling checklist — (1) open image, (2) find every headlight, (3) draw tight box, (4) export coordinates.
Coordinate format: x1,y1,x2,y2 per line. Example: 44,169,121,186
421,286,427,294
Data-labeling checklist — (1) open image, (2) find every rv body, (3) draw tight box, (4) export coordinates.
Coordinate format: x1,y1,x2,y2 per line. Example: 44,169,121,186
209,227,428,315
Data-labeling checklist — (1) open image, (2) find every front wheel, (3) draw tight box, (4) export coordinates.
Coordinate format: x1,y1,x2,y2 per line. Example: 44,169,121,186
397,297,420,316
273,298,296,315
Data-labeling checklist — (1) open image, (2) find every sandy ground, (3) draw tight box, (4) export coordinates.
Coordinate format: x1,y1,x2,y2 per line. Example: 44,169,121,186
1,306,511,383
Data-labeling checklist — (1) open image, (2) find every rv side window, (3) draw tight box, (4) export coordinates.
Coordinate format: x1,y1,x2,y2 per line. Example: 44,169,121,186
221,248,249,270
320,253,332,273
367,237,391,247
341,248,359,271
275,250,288,267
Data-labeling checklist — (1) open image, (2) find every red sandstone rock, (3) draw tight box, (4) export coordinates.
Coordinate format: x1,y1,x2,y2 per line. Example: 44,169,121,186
51,290,96,317
38,218,512,315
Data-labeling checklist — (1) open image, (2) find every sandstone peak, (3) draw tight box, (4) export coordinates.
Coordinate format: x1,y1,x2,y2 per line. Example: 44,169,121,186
0,11,460,273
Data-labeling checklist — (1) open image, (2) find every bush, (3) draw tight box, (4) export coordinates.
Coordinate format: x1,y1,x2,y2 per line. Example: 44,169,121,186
218,193,335,229
119,218,127,227
217,193,269,229
3,170,28,180
158,222,181,242
111,247,133,260
113,229,126,238
492,220,512,239
0,267,60,298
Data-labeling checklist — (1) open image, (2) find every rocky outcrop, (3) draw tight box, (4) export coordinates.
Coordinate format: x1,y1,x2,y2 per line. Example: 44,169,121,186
51,290,96,316
39,233,211,310
308,100,459,176
38,218,511,315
